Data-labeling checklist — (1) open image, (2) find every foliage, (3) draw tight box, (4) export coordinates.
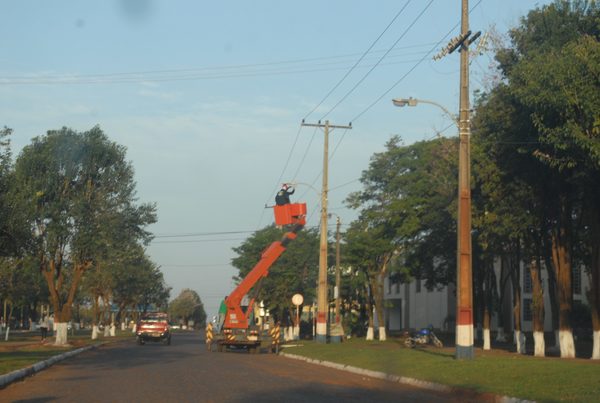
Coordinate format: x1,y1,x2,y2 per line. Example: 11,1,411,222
346,136,458,288
11,126,158,343
168,289,206,328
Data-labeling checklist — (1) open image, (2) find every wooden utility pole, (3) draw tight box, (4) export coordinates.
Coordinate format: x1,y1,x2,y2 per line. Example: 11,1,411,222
433,0,476,359
456,0,474,359
301,120,351,343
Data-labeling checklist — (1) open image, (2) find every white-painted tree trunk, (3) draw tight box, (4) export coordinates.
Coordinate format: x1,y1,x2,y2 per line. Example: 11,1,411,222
4,326,10,341
92,325,99,340
592,331,600,360
55,322,69,345
103,326,110,337
483,328,491,350
284,326,293,341
514,330,526,354
366,326,374,341
293,325,300,340
378,326,386,341
533,331,545,357
110,324,116,337
132,324,137,333
495,328,506,342
559,329,576,358
121,322,126,331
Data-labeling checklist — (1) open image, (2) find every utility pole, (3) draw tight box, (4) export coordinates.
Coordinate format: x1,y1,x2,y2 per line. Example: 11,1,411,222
434,0,476,359
456,0,474,360
301,119,351,343
333,216,344,343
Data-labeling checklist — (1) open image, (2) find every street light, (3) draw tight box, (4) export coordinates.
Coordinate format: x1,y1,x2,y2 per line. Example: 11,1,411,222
392,97,458,128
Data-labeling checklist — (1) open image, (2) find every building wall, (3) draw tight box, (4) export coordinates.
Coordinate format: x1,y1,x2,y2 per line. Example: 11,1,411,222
384,276,452,331
384,260,591,334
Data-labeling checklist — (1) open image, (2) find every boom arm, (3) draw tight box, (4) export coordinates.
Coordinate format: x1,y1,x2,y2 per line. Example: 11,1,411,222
224,203,306,329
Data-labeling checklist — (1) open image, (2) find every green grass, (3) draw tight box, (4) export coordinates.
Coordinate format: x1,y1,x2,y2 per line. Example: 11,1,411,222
0,347,79,374
282,339,600,402
0,329,135,376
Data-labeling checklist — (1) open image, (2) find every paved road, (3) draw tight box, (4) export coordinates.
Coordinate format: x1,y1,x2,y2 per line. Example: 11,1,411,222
1,332,477,402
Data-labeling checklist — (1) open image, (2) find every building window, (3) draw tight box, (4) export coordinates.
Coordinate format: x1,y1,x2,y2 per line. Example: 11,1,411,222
573,267,581,295
523,298,533,322
523,268,532,294
416,279,422,293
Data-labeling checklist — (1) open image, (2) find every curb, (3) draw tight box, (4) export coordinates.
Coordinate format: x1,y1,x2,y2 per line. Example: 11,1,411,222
0,342,106,389
280,352,534,403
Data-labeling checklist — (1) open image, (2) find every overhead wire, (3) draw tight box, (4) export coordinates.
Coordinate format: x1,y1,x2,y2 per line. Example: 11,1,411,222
292,1,484,227
257,124,304,229
302,0,413,121
0,53,436,86
320,0,435,121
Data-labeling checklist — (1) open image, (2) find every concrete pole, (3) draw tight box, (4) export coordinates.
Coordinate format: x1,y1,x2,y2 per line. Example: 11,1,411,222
300,120,351,343
330,216,343,343
455,0,474,359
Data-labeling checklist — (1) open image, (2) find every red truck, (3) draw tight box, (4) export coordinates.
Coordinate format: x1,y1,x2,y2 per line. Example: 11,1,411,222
136,312,171,345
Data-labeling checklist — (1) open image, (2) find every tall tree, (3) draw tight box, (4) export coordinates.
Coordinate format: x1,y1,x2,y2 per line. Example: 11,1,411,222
489,0,600,358
13,126,156,345
168,289,206,329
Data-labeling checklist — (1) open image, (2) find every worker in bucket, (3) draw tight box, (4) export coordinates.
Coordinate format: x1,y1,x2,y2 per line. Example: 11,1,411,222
275,184,295,206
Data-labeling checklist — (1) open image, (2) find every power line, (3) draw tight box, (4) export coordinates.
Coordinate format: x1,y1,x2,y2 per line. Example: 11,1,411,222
320,0,435,120
258,124,305,229
152,238,247,244
302,0,413,121
154,230,256,238
291,126,318,182
0,44,437,81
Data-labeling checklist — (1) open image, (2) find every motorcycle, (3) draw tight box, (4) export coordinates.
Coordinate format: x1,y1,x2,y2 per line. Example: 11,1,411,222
404,326,443,348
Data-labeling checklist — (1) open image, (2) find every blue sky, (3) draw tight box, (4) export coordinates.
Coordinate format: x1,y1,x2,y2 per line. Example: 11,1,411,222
1,0,551,317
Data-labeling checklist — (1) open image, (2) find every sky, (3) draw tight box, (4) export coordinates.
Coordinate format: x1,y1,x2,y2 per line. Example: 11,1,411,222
0,0,551,318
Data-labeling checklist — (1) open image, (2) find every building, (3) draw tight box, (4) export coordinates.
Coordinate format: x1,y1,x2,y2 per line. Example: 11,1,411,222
384,261,591,333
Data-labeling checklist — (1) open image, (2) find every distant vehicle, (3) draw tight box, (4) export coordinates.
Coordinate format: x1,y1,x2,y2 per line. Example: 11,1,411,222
136,313,171,345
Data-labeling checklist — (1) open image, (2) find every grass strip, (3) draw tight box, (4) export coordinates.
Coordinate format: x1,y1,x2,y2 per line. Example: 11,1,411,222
283,339,600,402
0,331,134,376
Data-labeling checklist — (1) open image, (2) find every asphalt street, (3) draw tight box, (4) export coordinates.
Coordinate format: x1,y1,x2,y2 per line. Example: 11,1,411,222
1,332,476,402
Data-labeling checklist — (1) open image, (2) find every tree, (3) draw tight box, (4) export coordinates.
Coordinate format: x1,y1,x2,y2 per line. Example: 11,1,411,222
168,289,206,329
345,136,458,340
13,126,157,345
475,0,600,358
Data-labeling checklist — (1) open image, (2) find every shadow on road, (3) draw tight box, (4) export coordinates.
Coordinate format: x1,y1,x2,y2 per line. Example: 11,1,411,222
228,384,464,403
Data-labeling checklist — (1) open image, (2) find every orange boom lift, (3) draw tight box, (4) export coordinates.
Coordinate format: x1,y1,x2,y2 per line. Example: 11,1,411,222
216,194,306,353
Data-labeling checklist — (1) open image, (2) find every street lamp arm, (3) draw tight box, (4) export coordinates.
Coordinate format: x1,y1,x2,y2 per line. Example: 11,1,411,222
392,97,458,128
